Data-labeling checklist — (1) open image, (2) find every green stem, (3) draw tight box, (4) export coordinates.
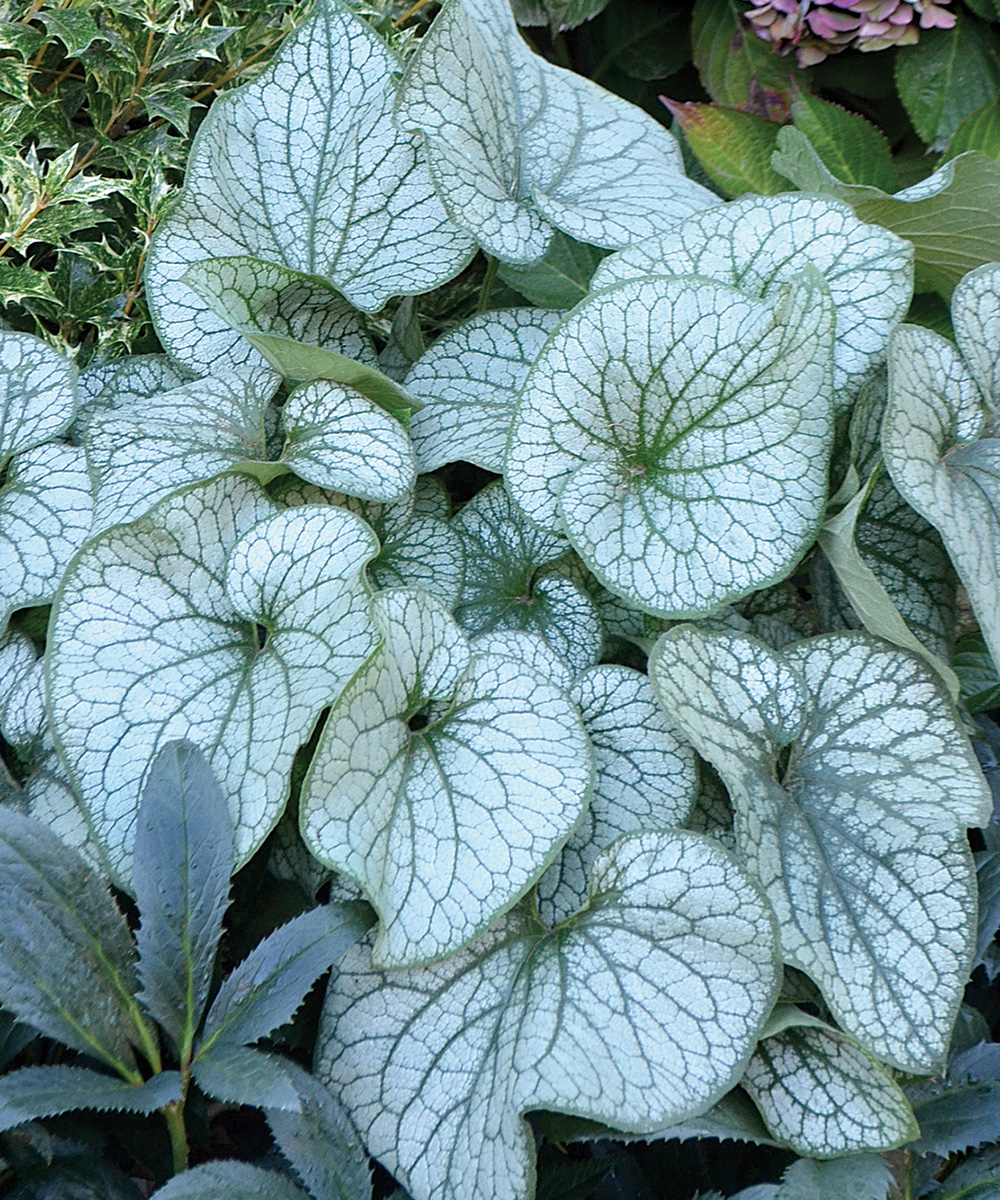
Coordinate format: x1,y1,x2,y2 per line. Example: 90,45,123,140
476,255,499,313
162,1099,189,1175
551,33,571,69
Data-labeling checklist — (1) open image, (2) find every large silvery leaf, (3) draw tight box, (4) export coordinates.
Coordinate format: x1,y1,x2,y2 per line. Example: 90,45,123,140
506,271,836,618
47,476,380,885
451,481,602,675
300,587,594,967
181,257,419,421
1,442,93,632
883,269,1000,673
537,664,698,924
591,195,914,409
742,1016,917,1157
394,0,716,264
406,308,561,472
145,0,475,374
650,627,990,1072
317,831,781,1200
0,330,77,459
86,369,414,534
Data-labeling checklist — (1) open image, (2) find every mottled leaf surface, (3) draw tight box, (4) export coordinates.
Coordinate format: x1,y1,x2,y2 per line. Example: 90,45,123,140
146,0,475,371
407,308,561,472
506,271,835,618
300,588,593,967
591,194,913,409
318,832,780,1200
0,330,77,459
538,664,698,924
48,478,379,884
452,481,602,674
649,627,990,1071
743,1021,917,1157
395,0,715,263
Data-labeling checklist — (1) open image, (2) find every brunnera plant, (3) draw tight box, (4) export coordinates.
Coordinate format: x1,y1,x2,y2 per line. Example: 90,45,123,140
1,0,1000,1198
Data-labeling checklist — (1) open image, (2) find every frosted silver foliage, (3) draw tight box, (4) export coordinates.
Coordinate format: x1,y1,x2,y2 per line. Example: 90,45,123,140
1,443,94,632
538,664,699,924
317,831,781,1200
407,308,562,472
85,368,415,534
742,1019,917,1158
883,267,1000,675
451,481,602,675
649,626,991,1072
299,587,594,968
274,481,465,609
47,476,380,885
592,195,913,409
0,330,78,459
505,270,836,618
0,634,97,864
394,0,715,264
145,0,475,371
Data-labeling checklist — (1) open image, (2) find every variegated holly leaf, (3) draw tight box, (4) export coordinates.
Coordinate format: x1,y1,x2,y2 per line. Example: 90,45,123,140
506,270,836,618
273,481,465,609
883,266,1000,674
0,330,77,460
317,831,781,1200
451,481,602,674
145,0,475,373
742,1009,918,1157
537,664,698,924
85,369,414,534
1,442,93,633
47,476,380,885
649,626,990,1072
299,587,593,968
591,194,913,410
406,308,561,472
182,258,419,422
394,0,715,264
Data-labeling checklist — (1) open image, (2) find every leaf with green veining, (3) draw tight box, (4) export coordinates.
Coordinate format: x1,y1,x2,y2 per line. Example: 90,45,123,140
300,587,594,968
591,194,912,410
649,626,990,1071
318,831,781,1200
537,664,698,924
407,308,561,473
451,481,602,675
742,1017,917,1157
506,270,835,618
182,257,419,421
394,0,715,264
145,0,475,371
47,477,380,885
0,330,77,460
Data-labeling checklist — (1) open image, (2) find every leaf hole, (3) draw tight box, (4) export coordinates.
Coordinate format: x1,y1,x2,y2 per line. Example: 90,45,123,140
254,623,269,650
407,709,430,732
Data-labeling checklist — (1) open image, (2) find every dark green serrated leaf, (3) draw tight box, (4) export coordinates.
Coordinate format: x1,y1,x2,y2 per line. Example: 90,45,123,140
943,99,1000,163
691,0,801,114
192,1044,301,1111
0,1066,181,1132
197,901,373,1053
937,1146,1000,1200
0,809,144,1074
667,102,786,198
510,0,609,30
0,1010,34,1070
265,1059,371,1200
956,634,1000,712
791,93,896,191
152,1160,311,1199
535,1154,610,1200
498,231,607,308
895,12,1000,148
975,851,1000,975
133,740,234,1055
776,1155,891,1200
588,0,689,83
8,1157,145,1200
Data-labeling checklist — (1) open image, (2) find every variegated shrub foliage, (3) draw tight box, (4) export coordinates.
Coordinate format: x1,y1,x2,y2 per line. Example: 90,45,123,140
2,1,1000,1198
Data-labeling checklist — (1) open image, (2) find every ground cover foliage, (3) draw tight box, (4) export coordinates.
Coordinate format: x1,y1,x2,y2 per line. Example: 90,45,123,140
3,0,1000,1197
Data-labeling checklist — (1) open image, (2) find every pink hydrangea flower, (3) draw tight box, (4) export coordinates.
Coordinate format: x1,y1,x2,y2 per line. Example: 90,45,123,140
745,0,955,65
